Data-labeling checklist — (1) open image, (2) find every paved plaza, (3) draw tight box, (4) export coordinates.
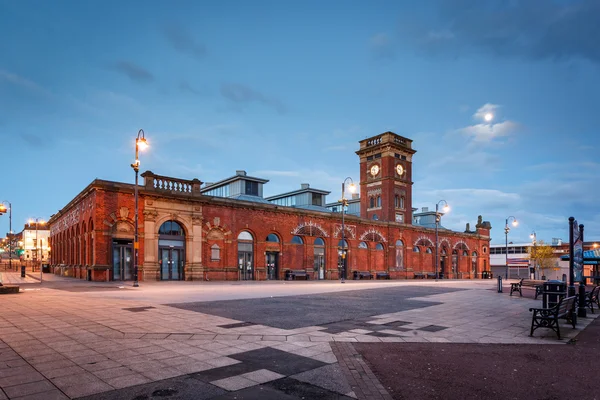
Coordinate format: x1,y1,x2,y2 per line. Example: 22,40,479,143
0,273,598,399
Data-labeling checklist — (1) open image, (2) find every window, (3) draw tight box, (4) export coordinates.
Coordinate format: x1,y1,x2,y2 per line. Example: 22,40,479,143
314,237,325,246
291,236,304,244
338,239,348,249
159,220,184,236
245,181,259,196
375,243,384,250
238,231,253,241
312,193,322,206
426,247,433,254
266,234,279,242
395,213,404,223
463,250,469,256
369,197,375,208
395,195,399,208
358,241,368,249
211,244,220,261
372,214,378,220
413,246,420,253
395,239,404,270
400,196,405,209
377,196,381,207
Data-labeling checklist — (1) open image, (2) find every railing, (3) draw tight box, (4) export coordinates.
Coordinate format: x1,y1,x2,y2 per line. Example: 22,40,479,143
141,171,202,194
366,137,382,146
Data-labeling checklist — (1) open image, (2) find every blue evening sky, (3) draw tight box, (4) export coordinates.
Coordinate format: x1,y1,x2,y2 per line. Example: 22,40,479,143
1,0,599,245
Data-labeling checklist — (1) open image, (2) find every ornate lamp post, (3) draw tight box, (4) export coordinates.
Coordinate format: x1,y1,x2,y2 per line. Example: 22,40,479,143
339,177,356,283
0,201,11,272
504,216,518,279
435,200,450,281
131,129,148,287
28,218,46,283
530,231,537,279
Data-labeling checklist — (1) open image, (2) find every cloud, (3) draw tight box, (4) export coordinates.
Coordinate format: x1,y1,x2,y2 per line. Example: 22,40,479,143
473,103,499,121
163,24,206,59
220,83,286,114
179,81,205,96
0,69,51,97
252,170,300,177
113,61,154,83
369,32,395,60
398,0,600,64
457,120,519,143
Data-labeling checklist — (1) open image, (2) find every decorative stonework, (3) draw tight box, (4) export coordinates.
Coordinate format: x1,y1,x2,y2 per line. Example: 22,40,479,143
414,236,434,247
143,209,158,222
453,240,470,250
214,217,220,226
119,207,129,219
115,221,133,233
360,228,387,242
206,229,224,240
192,215,203,224
291,221,329,237
333,224,356,239
439,238,451,249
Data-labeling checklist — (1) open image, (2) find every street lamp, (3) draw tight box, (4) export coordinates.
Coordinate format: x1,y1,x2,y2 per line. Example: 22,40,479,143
131,129,148,287
530,231,537,279
0,201,12,272
435,200,450,281
28,218,46,283
339,177,356,283
504,216,518,279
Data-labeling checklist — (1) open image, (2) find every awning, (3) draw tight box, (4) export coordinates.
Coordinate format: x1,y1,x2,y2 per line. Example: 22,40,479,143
560,248,600,264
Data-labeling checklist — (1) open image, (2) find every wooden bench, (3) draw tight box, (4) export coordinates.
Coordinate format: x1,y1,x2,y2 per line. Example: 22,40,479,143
413,273,425,279
427,273,436,279
353,271,373,280
583,285,600,314
510,278,546,298
375,272,390,280
529,295,576,339
286,270,309,280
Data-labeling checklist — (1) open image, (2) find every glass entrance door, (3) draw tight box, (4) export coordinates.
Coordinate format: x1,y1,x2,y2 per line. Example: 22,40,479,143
160,247,184,280
314,254,325,279
238,251,253,280
266,252,278,280
113,243,133,281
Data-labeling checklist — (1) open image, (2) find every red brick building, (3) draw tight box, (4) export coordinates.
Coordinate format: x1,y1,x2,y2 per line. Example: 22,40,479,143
48,132,492,282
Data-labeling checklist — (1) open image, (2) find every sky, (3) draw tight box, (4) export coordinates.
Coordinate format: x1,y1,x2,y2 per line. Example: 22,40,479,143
1,0,599,245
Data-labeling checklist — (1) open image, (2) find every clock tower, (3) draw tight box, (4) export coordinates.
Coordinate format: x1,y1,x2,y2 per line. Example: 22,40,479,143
356,132,416,224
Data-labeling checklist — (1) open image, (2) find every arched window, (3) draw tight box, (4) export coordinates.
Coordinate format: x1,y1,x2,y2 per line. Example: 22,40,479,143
211,244,220,261
375,243,384,250
266,233,280,242
413,246,420,253
400,196,405,209
394,195,399,208
377,196,381,207
372,214,379,220
426,247,433,254
314,237,325,278
314,237,325,246
463,250,469,256
369,197,375,208
338,239,348,249
159,220,184,236
291,236,304,244
452,249,458,273
358,241,368,249
395,239,404,270
238,231,253,241
472,251,478,273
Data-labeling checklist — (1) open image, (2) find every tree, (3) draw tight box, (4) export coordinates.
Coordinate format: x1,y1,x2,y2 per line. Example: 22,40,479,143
528,240,556,278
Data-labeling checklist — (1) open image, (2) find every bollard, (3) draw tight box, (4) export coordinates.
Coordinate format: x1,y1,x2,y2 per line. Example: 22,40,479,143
20,265,26,278
578,283,587,318
497,275,503,293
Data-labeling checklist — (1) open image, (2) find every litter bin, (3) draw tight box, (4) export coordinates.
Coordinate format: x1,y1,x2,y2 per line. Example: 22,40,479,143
20,265,25,278
542,280,566,308
285,270,293,281
497,275,503,293
42,264,50,273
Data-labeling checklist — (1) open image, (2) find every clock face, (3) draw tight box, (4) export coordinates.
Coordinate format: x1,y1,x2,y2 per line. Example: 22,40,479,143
370,164,380,176
396,164,404,175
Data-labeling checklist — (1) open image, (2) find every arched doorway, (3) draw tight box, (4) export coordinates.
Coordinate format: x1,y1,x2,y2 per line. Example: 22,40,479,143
158,220,185,281
314,237,326,279
238,231,254,280
265,233,280,280
338,239,349,280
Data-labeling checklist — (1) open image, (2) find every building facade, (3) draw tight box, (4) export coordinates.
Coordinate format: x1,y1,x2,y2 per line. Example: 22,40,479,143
48,132,492,282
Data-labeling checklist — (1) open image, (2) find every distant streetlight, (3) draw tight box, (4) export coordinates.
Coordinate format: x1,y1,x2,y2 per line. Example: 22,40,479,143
339,177,356,283
28,218,46,283
435,200,450,281
0,201,12,272
505,216,518,279
131,129,148,288
530,231,537,279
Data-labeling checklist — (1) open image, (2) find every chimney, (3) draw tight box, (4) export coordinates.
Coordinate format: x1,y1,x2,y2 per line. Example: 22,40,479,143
236,170,247,176
301,183,309,189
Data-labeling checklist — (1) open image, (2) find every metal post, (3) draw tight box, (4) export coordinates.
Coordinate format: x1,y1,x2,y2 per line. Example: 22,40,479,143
578,224,586,317
435,203,439,281
8,202,11,272
133,166,139,287
568,217,575,297
505,218,509,279
340,181,345,283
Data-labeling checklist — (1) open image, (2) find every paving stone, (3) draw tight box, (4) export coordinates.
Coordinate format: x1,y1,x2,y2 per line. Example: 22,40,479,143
102,373,151,389
231,347,327,376
240,369,285,384
3,379,57,398
210,375,258,391
9,389,69,400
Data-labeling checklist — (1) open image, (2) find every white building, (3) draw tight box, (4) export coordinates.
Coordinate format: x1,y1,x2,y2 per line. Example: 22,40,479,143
21,223,51,264
490,239,567,280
